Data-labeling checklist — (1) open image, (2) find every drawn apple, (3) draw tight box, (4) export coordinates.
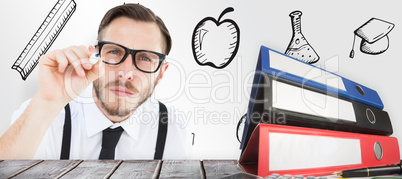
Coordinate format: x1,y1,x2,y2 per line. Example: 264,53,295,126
192,7,240,69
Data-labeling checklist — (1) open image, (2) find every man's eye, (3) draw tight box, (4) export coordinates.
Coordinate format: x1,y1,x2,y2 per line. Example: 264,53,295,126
139,56,151,62
109,50,120,55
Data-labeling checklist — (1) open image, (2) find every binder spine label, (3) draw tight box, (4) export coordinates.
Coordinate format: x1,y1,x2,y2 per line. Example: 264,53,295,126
269,132,362,171
271,79,357,122
268,49,346,91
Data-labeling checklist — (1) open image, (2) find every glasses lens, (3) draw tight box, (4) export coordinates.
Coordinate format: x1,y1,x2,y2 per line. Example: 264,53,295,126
100,42,164,73
134,51,162,72
100,43,126,64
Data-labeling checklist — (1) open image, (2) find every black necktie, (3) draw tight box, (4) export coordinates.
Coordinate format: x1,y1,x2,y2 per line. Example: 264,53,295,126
99,126,124,159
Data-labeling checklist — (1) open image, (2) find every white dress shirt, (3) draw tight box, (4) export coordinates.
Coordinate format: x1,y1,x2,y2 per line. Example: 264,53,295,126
11,84,191,160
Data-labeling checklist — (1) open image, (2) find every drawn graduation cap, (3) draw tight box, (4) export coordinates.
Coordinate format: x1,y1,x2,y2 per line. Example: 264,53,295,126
350,18,394,58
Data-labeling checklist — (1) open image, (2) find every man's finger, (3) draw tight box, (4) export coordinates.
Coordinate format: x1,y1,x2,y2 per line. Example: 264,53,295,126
86,56,105,82
55,51,69,73
63,48,85,77
72,45,92,71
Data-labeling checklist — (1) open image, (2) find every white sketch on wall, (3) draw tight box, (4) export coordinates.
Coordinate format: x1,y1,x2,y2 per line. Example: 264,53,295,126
191,7,240,69
349,18,395,58
11,0,77,80
285,10,320,64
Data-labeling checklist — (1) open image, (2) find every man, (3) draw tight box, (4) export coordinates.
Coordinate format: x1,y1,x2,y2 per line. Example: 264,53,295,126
0,3,190,160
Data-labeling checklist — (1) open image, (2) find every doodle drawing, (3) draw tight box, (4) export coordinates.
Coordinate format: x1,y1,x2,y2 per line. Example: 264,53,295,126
191,7,240,69
349,18,394,58
285,10,320,64
11,0,77,80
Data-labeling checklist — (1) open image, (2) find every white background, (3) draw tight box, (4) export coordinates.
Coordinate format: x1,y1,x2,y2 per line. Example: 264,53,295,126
0,0,401,160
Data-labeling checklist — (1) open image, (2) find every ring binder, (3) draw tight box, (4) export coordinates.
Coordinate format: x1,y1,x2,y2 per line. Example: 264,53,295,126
239,124,400,177
240,74,392,151
260,46,384,109
240,46,388,150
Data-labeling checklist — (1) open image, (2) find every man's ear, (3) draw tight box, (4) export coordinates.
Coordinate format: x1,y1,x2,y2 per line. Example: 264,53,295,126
156,62,169,84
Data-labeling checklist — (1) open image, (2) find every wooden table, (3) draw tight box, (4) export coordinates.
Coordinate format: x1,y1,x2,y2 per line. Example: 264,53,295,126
0,160,247,178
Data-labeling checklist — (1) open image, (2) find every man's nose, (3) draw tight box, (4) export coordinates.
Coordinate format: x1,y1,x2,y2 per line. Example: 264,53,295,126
118,54,135,80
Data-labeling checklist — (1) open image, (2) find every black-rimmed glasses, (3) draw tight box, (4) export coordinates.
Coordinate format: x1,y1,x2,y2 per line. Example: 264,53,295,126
97,41,166,73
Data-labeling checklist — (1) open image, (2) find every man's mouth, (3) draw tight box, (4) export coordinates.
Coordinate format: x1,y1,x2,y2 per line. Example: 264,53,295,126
109,86,135,97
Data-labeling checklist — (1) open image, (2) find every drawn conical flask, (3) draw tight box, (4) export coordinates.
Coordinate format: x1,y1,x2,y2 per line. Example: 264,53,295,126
285,11,320,64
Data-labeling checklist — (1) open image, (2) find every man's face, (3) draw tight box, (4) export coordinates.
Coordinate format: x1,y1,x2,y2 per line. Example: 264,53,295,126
93,17,167,118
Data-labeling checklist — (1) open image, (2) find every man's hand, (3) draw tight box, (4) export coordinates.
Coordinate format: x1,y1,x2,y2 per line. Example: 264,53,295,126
36,45,104,106
0,45,104,159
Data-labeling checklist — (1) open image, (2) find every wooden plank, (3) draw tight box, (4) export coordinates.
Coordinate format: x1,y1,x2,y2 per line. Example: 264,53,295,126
109,160,161,179
159,160,203,179
0,160,42,178
60,160,121,179
203,160,244,179
12,160,81,179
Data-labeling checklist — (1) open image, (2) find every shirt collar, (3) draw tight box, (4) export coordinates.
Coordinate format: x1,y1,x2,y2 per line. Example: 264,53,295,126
82,84,159,141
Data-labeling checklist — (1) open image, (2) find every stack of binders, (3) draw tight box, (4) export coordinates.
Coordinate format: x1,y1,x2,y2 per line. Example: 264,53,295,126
239,46,400,177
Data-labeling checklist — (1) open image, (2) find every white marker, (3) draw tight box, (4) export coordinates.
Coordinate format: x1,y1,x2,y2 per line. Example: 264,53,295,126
89,53,100,65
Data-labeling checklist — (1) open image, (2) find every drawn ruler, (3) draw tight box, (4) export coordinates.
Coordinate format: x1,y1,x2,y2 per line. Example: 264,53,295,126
11,0,76,80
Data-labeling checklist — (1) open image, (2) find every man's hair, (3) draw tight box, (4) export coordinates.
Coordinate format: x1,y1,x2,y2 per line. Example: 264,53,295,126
98,3,172,55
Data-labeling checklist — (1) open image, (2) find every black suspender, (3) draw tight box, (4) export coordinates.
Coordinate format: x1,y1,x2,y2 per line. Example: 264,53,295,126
60,104,71,159
154,101,168,160
60,101,169,160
